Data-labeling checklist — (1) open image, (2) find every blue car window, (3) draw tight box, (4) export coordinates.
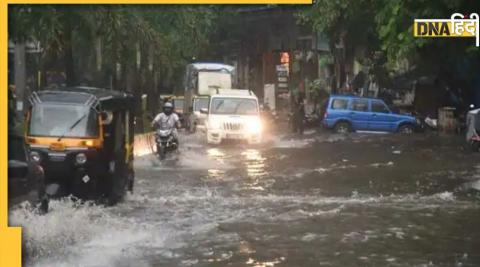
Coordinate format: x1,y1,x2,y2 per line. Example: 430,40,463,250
371,101,390,113
351,99,368,112
331,99,348,110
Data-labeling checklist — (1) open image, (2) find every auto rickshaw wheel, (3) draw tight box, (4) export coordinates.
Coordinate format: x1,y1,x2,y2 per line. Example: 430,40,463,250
127,171,135,193
38,197,49,214
107,170,127,205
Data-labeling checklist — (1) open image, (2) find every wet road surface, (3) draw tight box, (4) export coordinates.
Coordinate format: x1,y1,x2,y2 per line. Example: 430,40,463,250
10,131,480,267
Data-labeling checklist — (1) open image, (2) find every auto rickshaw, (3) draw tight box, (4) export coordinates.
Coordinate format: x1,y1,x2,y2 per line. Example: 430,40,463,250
25,86,135,203
466,108,480,152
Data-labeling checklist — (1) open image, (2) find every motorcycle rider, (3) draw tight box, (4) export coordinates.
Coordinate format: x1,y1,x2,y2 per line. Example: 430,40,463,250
151,102,181,144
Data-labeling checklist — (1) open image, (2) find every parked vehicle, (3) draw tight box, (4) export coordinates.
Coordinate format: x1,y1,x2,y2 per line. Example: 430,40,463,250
26,87,135,204
189,96,209,133
322,95,419,134
202,89,262,145
172,96,185,128
466,108,480,152
183,63,235,133
9,134,49,213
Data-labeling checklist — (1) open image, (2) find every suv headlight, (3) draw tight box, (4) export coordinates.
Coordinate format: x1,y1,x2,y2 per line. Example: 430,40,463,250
30,151,41,163
246,119,262,134
76,153,87,165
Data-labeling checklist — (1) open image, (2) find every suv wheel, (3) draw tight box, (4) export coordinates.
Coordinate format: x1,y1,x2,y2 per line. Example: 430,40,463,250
334,122,351,134
398,124,414,134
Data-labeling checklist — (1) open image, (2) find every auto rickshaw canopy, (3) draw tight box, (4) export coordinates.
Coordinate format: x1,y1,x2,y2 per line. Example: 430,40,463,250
29,86,135,113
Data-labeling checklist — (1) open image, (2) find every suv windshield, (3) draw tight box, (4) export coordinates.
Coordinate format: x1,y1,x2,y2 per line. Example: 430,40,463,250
210,98,258,115
29,103,99,138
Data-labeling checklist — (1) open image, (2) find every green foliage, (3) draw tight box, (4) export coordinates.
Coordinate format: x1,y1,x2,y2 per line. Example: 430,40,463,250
298,0,480,84
9,5,219,91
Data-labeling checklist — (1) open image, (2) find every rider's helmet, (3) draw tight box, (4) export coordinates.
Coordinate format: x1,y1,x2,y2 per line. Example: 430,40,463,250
163,102,173,115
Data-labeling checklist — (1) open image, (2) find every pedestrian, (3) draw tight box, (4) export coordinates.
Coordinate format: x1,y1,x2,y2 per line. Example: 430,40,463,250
296,93,305,134
8,85,17,135
293,92,305,135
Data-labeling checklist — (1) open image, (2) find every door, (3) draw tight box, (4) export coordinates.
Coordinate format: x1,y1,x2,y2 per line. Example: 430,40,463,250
369,100,394,131
348,98,370,130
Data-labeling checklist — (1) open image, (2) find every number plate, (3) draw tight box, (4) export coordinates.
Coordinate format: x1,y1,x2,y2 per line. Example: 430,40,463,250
227,134,243,139
50,142,65,151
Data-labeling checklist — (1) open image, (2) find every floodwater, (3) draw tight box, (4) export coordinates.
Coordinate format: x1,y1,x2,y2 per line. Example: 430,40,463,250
9,130,480,267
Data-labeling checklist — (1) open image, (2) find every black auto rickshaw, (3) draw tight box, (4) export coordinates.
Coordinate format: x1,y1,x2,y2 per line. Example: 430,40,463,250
466,108,480,152
25,87,135,203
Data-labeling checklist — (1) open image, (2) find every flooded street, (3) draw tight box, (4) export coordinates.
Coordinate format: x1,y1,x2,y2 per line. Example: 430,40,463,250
10,131,480,267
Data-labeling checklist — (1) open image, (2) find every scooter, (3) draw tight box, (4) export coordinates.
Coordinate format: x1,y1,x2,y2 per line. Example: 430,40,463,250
155,128,178,160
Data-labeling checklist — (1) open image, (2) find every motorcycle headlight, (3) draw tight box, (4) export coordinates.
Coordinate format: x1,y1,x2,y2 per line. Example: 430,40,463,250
76,153,87,165
246,119,262,134
30,151,41,163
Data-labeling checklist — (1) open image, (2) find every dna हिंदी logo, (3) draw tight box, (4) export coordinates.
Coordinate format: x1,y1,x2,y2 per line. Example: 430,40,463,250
413,13,479,47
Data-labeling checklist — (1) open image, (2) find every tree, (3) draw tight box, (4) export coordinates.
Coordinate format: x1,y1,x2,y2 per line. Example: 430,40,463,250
9,5,219,97
297,0,380,90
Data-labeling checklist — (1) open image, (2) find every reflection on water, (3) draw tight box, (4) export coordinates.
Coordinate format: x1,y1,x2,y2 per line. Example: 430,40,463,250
206,169,226,180
242,149,268,191
205,148,268,183
246,257,284,267
242,149,267,178
206,148,228,180
207,148,225,159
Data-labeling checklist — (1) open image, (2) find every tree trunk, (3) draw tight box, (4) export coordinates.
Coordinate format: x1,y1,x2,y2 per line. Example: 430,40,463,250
64,18,75,86
93,35,103,86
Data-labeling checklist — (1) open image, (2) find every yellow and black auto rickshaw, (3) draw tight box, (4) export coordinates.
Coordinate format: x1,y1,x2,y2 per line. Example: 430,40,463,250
26,87,135,203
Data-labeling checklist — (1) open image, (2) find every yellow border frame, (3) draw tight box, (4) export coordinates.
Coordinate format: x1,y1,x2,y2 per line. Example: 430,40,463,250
1,2,22,266
1,1,311,266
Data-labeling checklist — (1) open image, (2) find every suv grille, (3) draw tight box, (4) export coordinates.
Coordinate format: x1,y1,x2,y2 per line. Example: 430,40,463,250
223,122,243,131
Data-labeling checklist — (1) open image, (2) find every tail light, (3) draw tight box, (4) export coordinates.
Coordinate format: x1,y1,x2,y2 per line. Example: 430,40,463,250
324,111,328,119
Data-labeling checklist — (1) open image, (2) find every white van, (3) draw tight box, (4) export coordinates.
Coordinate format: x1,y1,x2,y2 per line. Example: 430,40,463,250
201,89,262,145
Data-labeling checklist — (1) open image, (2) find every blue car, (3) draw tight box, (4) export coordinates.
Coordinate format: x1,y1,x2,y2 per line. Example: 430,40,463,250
322,95,419,134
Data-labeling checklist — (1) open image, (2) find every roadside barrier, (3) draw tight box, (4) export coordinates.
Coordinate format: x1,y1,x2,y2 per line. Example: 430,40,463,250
133,132,156,156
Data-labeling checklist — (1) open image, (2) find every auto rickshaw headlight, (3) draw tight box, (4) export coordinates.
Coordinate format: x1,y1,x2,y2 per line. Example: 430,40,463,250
30,151,41,163
76,153,87,165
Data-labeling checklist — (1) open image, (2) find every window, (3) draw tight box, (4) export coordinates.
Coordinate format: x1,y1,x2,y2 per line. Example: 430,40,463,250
173,99,184,111
29,104,99,138
210,98,258,115
371,101,390,113
351,99,368,112
331,99,348,110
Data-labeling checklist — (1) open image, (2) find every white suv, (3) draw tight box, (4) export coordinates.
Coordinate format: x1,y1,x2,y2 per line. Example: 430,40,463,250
202,89,262,145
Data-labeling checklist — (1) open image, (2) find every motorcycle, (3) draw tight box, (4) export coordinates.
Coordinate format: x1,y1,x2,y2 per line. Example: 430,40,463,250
155,128,178,160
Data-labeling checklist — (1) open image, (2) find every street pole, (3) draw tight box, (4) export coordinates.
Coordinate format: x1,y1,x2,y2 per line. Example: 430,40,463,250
13,42,27,115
